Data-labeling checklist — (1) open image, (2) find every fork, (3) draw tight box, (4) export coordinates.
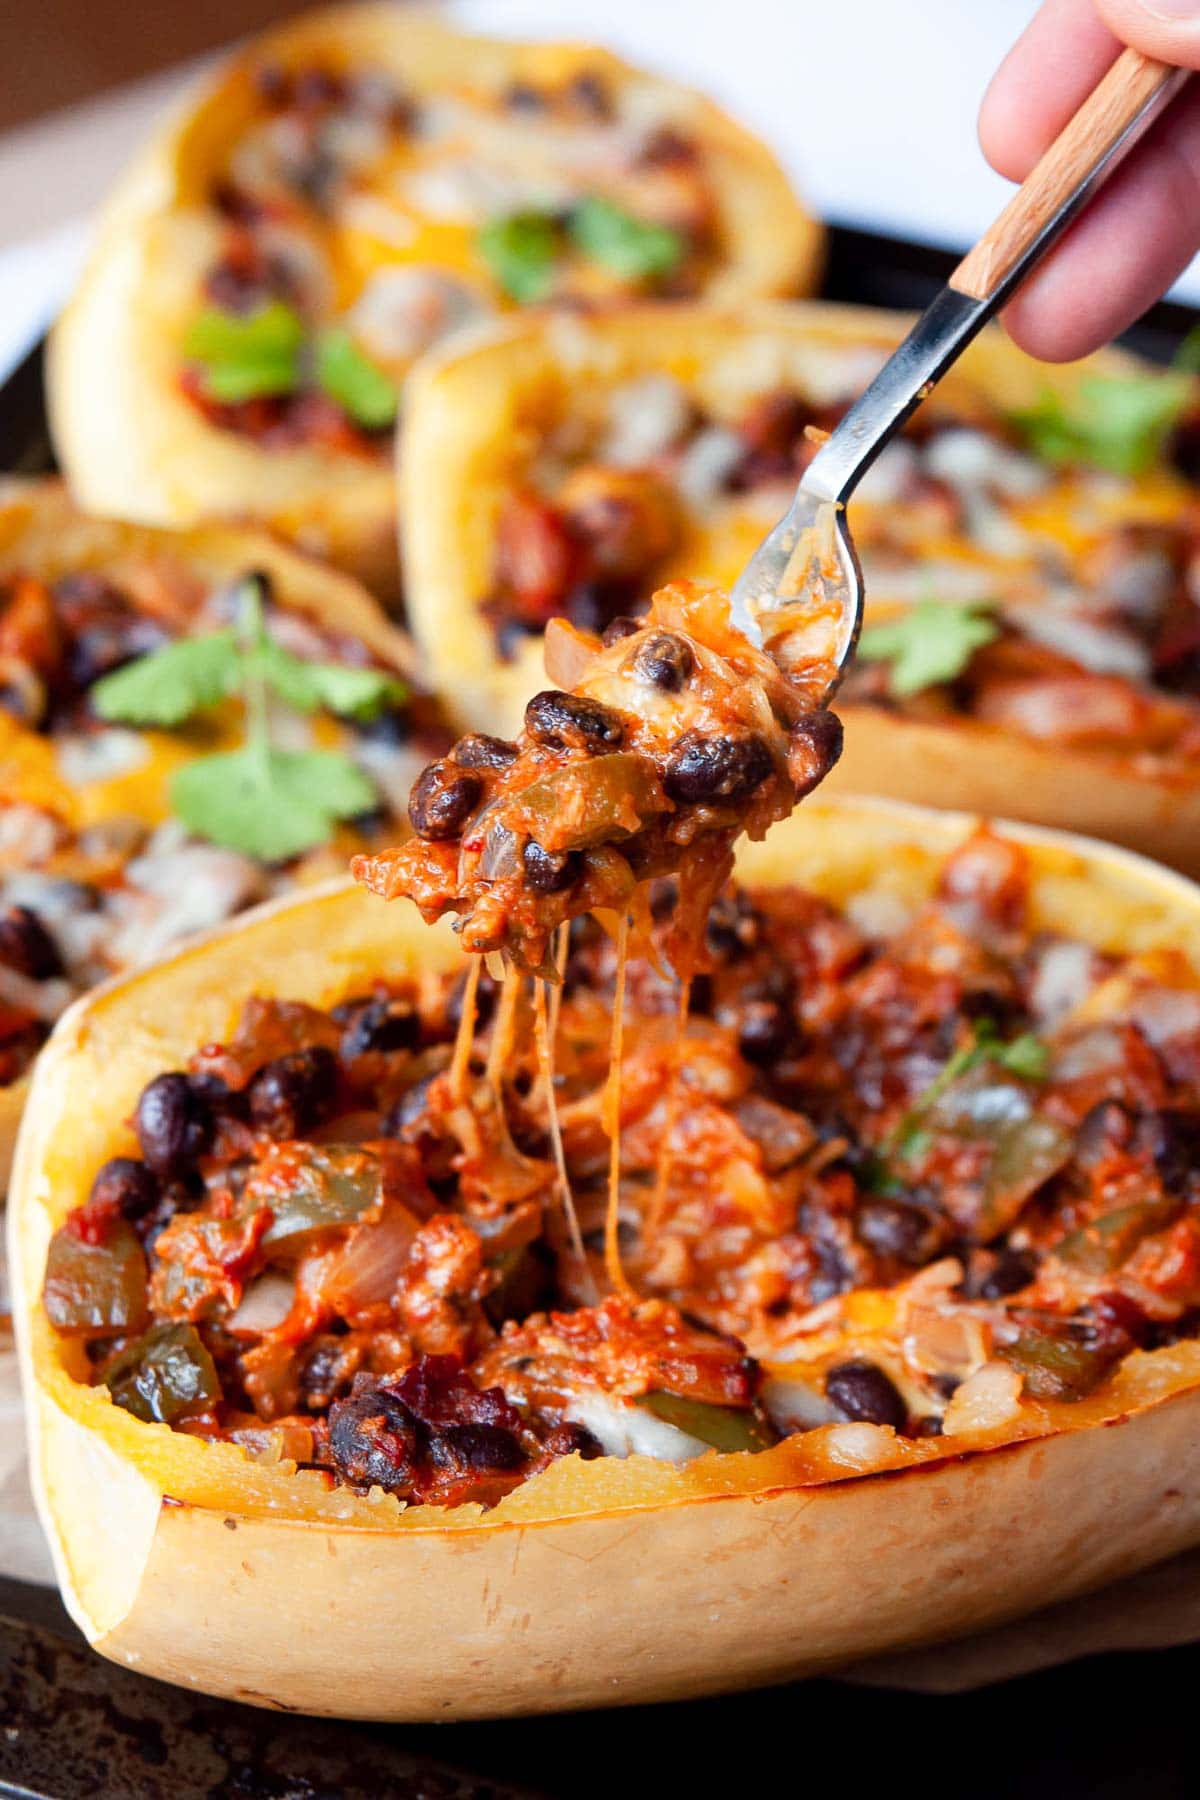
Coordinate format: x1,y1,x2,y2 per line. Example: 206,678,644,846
730,47,1191,688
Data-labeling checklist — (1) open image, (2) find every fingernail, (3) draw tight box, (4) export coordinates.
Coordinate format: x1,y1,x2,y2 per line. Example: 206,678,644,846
1137,0,1200,17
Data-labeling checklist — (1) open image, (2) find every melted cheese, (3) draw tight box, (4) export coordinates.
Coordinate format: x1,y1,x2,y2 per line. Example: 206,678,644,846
603,914,633,1299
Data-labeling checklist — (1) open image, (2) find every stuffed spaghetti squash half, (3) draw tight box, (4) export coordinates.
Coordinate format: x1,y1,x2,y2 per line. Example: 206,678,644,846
398,300,1200,875
48,4,822,598
0,478,437,1191
12,797,1200,1718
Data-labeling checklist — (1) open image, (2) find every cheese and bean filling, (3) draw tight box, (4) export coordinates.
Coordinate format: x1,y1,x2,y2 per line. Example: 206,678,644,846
182,56,721,453
354,582,844,971
0,563,444,1086
482,346,1200,762
43,830,1200,1508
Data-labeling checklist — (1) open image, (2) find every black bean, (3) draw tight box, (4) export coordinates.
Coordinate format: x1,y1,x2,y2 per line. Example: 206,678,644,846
248,1046,339,1139
855,1197,942,1267
1150,1110,1200,1198
0,905,62,980
629,632,694,692
522,840,582,893
788,709,844,798
446,966,496,1036
407,760,482,839
87,1157,160,1222
705,891,761,962
910,1415,944,1438
495,618,533,661
663,730,774,805
564,580,639,637
737,999,792,1065
451,733,519,770
340,999,420,1059
383,1073,436,1140
601,615,643,646
72,618,168,693
135,1073,213,1181
824,1359,907,1430
540,1421,603,1460
328,1386,418,1491
431,1422,526,1473
975,1247,1036,1300
524,689,625,752
293,67,343,109
810,1240,853,1303
253,62,291,106
568,70,613,118
356,704,411,747
188,1070,248,1124
504,79,547,113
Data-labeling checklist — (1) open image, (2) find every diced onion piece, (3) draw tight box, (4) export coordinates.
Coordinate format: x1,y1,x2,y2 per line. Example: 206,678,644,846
543,617,600,690
601,375,691,468
818,1421,897,1469
941,1360,1023,1435
760,1374,837,1434
1009,607,1152,681
55,729,150,787
323,1203,420,1316
228,1273,297,1337
563,1391,709,1463
675,425,744,508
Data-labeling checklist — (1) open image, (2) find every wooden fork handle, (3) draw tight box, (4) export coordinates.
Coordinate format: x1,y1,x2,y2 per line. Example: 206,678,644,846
952,47,1183,303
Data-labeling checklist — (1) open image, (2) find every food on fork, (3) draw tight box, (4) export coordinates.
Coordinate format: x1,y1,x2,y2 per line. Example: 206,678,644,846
354,580,843,970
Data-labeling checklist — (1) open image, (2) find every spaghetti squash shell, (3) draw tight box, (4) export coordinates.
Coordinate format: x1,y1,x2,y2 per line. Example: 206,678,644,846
11,798,1200,1717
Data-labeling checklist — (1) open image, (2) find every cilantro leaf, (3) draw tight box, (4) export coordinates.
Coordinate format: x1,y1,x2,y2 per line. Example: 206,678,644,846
184,302,304,404
569,196,684,283
171,746,377,861
91,631,241,727
1010,370,1193,477
258,639,407,721
314,328,398,430
857,600,999,697
478,211,560,303
991,1031,1050,1081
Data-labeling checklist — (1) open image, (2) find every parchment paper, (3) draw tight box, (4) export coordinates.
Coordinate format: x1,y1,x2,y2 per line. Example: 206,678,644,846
3,1233,1197,1691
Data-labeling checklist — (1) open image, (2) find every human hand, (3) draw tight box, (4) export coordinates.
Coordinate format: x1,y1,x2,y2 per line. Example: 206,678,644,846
981,0,1200,360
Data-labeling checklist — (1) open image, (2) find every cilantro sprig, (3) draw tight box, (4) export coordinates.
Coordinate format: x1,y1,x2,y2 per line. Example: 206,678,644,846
478,197,685,303
857,600,999,697
92,576,406,860
184,304,398,430
1010,367,1194,478
872,1018,1049,1182
477,211,561,304
567,196,684,282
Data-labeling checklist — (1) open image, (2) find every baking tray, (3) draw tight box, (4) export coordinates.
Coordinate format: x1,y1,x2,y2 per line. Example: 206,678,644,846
2,223,1199,1799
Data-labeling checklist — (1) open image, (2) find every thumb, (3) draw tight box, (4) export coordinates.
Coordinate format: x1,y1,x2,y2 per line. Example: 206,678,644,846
1094,0,1200,65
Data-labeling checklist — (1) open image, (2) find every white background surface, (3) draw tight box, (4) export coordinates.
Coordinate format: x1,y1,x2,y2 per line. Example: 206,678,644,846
2,0,1199,379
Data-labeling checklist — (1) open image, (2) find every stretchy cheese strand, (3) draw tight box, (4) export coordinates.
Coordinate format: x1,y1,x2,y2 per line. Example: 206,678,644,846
448,956,481,1104
648,974,692,1245
535,978,588,1271
603,914,633,1299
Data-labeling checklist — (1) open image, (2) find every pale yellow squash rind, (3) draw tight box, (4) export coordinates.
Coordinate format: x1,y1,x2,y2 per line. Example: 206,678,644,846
47,5,823,599
11,796,1200,1716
